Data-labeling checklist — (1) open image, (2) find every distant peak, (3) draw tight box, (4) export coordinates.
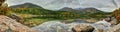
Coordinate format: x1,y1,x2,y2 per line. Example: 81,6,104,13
61,7,73,9
23,3,35,5
84,7,97,9
59,7,76,11
10,2,43,8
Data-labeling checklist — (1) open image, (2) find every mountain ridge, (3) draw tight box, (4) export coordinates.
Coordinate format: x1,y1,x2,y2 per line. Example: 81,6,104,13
59,7,104,14
10,3,105,14
10,3,43,9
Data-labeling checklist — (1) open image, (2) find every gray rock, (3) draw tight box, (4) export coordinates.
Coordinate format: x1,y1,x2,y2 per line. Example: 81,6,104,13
32,21,69,32
33,21,95,32
0,15,36,32
105,23,120,32
71,23,94,32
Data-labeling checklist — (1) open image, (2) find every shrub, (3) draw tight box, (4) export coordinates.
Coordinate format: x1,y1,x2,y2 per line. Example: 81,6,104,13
112,8,120,24
0,7,12,16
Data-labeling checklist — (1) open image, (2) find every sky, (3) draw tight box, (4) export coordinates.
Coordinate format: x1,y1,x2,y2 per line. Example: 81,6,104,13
6,0,120,12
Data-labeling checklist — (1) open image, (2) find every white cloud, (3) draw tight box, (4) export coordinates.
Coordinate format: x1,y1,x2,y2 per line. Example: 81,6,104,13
6,0,120,12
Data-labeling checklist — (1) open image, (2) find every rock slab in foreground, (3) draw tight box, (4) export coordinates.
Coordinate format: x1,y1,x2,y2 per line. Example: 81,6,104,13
32,21,69,32
106,23,120,32
0,15,36,32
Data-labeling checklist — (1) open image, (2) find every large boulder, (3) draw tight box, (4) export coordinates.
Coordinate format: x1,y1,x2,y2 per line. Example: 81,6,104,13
105,23,120,32
71,23,94,32
32,21,69,32
0,15,36,32
32,21,95,32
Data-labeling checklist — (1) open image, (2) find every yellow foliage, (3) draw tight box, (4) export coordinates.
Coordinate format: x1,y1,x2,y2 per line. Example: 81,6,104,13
112,8,120,24
0,7,12,16
18,14,33,18
0,1,12,16
24,19,48,27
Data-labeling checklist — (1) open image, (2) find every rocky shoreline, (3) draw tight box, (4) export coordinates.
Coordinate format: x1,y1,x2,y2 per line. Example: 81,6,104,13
0,15,36,32
0,15,120,32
